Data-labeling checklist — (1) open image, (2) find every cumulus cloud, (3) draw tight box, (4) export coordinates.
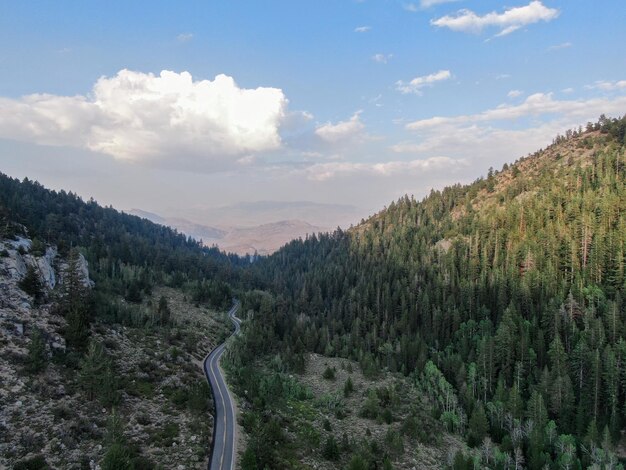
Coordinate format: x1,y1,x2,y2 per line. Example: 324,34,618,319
507,89,523,98
372,53,393,64
431,1,559,37
396,70,451,95
585,80,626,91
305,156,463,181
354,26,371,33
315,112,366,143
0,69,288,170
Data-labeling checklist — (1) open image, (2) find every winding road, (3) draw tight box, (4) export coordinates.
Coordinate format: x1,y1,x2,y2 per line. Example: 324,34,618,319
203,302,241,470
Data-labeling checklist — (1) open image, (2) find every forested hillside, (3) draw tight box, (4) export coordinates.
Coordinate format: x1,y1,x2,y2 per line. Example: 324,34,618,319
0,173,259,312
239,116,626,468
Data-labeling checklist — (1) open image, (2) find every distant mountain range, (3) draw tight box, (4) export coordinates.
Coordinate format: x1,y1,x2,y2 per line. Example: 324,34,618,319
126,208,329,255
167,200,363,229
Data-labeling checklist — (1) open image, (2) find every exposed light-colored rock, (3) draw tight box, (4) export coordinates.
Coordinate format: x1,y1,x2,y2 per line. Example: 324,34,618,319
36,247,58,288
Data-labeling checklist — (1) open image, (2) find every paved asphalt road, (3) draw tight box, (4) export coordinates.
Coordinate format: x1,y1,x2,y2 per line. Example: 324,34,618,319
204,302,241,470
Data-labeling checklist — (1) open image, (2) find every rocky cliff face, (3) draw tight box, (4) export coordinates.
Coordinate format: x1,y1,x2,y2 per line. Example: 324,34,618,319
0,236,73,353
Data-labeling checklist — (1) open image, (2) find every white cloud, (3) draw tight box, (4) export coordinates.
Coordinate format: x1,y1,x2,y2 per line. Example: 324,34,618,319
392,122,571,167
431,1,559,37
396,70,451,95
305,156,463,181
397,93,626,175
0,69,288,170
405,0,460,11
372,53,393,64
406,93,626,131
236,155,257,166
585,80,626,91
354,26,371,33
547,41,572,51
315,112,366,143
176,33,193,43
507,89,523,98
420,0,461,7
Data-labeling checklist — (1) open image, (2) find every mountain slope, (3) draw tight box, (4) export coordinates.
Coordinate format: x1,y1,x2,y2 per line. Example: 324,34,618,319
244,116,626,468
0,175,247,467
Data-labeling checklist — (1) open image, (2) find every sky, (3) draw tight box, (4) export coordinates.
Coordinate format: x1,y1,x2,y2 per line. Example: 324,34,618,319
0,0,625,227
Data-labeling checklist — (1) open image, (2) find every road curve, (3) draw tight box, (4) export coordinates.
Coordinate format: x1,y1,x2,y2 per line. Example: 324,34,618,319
203,302,241,470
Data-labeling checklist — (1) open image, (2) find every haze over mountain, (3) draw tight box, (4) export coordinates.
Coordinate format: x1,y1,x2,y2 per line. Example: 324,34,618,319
127,207,330,255
176,200,363,229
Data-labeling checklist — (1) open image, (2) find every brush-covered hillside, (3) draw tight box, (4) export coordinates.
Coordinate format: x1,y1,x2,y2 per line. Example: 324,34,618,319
235,116,626,469
0,174,254,468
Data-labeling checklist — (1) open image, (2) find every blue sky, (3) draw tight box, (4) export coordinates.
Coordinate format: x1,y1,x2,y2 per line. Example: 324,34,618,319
0,0,625,226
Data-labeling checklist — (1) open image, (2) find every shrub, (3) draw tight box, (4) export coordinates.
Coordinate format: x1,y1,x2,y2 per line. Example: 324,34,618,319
322,366,336,381
101,443,132,470
13,455,49,470
321,435,340,461
347,454,368,470
30,238,46,257
360,389,380,420
385,428,404,456
343,377,354,397
156,422,179,447
26,330,47,374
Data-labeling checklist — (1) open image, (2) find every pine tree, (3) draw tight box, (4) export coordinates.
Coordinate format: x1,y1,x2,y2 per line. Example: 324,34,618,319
19,265,44,305
61,248,91,350
468,404,489,447
79,341,116,404
101,409,132,470
78,341,106,400
343,376,354,397
157,295,171,326
26,329,47,374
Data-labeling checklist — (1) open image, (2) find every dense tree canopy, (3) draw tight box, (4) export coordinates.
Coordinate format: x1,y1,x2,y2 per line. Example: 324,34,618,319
241,116,626,467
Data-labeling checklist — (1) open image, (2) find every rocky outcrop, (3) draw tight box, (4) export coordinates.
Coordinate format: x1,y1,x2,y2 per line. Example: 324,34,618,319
37,247,58,288
58,252,94,288
0,236,69,352
0,239,69,291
